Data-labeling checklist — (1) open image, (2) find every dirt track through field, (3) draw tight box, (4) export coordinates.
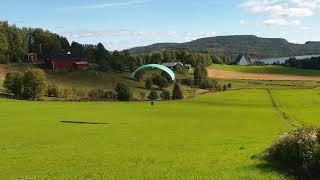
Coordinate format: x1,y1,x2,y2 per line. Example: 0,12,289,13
267,89,297,127
208,69,320,81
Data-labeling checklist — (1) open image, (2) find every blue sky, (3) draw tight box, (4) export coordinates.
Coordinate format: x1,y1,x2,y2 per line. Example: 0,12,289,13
1,0,320,50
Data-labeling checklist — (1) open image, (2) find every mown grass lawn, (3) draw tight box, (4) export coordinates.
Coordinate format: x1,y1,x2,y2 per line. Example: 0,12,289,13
209,64,320,76
272,89,320,126
0,90,290,179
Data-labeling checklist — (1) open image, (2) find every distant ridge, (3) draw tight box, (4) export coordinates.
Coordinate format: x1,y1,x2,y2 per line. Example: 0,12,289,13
127,35,320,58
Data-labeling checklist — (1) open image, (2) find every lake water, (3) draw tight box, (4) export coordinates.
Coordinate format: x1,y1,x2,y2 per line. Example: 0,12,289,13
257,55,320,64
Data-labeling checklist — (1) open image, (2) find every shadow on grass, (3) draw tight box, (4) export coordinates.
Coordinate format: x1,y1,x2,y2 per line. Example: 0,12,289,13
60,121,110,125
250,154,294,179
255,162,283,173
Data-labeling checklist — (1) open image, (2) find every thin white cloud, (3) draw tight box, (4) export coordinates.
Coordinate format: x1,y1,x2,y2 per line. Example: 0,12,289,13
61,29,161,38
73,0,152,9
61,29,215,40
263,18,301,26
300,26,310,30
240,19,246,25
62,29,216,50
263,18,290,26
289,0,320,9
291,19,301,25
242,0,320,27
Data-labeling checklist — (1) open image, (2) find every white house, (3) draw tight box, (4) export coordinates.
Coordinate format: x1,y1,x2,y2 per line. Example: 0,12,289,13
235,55,249,65
162,62,184,70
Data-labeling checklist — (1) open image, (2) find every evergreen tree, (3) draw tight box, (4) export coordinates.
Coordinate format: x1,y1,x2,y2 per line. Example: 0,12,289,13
172,82,183,100
71,42,84,55
224,56,232,64
0,27,9,63
95,43,107,63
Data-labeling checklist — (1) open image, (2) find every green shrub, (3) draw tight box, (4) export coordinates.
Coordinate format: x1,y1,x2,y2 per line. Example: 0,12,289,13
228,83,232,89
0,54,9,64
88,89,116,101
265,126,320,178
176,66,189,75
148,90,159,100
152,75,169,89
61,88,73,99
88,89,105,101
216,84,223,91
160,89,171,100
104,91,116,101
47,83,60,97
72,88,87,98
115,83,132,101
3,72,23,97
223,85,228,91
22,69,48,100
181,77,194,86
199,79,221,90
4,69,48,100
199,79,214,89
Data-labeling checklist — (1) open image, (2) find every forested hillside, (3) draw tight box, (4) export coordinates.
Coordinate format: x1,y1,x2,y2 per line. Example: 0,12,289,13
0,21,218,71
127,35,320,58
0,21,69,63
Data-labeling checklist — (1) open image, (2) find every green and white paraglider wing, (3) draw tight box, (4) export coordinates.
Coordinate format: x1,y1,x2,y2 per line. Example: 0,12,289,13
132,64,176,81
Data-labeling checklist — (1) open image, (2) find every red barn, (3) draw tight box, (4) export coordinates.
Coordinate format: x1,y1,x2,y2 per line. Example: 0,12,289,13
47,52,89,71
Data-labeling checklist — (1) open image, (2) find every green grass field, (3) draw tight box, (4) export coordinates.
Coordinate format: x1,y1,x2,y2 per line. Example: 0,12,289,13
272,89,320,126
0,89,296,179
209,64,320,76
1,64,319,179
217,79,320,90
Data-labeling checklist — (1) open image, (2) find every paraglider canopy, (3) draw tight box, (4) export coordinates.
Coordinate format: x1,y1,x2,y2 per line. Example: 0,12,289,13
132,64,176,81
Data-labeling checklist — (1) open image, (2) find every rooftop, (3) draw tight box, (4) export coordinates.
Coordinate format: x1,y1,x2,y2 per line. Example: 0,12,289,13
162,62,184,67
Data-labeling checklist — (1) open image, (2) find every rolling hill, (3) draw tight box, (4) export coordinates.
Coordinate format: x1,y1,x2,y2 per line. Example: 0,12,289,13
127,35,320,58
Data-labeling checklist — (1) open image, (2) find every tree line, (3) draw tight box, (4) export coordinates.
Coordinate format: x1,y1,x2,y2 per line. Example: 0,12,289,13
0,21,69,63
285,56,320,70
0,21,239,68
